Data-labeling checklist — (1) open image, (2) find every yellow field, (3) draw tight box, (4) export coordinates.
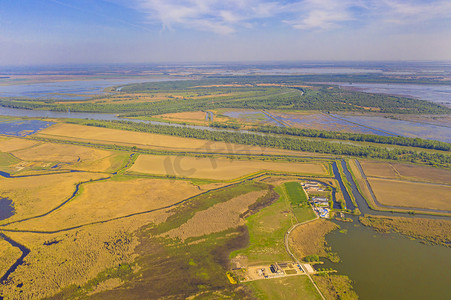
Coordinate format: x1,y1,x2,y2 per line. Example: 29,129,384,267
392,163,451,184
0,137,40,152
360,161,399,179
0,177,204,298
8,178,201,231
164,190,267,241
158,111,207,121
289,219,339,259
35,123,326,157
13,142,112,164
361,160,451,184
128,155,327,180
348,160,374,205
368,178,451,211
1,219,142,299
0,237,22,276
0,172,105,222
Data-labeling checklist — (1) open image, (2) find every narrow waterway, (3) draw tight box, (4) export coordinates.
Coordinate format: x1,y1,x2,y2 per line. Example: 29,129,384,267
0,233,30,284
331,161,355,210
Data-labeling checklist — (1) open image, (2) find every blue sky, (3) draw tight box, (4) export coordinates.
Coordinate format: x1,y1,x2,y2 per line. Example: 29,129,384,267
0,0,450,65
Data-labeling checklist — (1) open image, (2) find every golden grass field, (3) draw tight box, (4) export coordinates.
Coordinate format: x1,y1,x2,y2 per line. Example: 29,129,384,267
35,123,327,157
0,172,105,222
70,152,128,173
158,111,207,121
156,111,211,125
13,142,112,164
1,220,141,299
360,216,451,246
0,237,22,276
289,219,339,259
0,137,39,152
360,160,399,179
348,159,377,205
368,178,451,211
164,190,267,241
128,155,327,180
361,160,451,184
7,178,201,231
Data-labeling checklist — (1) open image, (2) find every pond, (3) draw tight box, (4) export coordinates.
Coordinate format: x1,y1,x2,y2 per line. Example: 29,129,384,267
0,198,14,221
322,220,451,300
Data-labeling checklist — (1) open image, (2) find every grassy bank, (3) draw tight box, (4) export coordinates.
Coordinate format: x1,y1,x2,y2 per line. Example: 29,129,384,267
360,215,451,247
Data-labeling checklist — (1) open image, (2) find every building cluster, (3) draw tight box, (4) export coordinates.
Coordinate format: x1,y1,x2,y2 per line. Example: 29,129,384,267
302,181,330,219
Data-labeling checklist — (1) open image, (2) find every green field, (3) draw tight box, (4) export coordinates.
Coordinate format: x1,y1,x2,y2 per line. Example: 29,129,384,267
283,182,317,222
246,276,322,300
0,151,20,167
231,185,294,264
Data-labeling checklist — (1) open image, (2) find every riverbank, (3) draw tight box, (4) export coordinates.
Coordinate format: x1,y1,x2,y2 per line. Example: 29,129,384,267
359,215,451,247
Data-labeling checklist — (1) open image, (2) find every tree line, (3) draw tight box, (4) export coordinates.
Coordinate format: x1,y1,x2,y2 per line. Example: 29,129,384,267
69,119,451,168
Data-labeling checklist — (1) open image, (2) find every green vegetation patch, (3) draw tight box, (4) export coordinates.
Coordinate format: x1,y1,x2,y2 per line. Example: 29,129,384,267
53,263,134,299
232,185,294,264
314,274,359,300
283,181,317,222
246,276,322,300
0,152,20,167
153,182,269,235
254,125,451,152
284,181,308,206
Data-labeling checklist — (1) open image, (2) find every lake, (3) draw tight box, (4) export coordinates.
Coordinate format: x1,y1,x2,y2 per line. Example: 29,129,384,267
322,220,451,300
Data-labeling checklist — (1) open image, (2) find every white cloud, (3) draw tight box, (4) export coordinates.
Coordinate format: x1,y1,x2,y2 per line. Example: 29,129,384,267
127,0,281,34
110,0,451,34
381,0,451,23
284,0,358,30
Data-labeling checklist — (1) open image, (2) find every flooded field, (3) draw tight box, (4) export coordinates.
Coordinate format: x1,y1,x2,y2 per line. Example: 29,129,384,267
334,114,451,143
0,119,54,136
322,220,451,300
334,83,451,108
223,109,451,143
222,111,280,126
273,112,394,136
0,78,168,100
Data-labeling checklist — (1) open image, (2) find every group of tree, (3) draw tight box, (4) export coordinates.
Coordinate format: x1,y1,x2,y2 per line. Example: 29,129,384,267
1,76,449,115
70,119,451,168
253,125,451,151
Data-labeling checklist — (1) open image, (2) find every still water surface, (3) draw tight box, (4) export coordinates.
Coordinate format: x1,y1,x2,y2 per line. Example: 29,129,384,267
323,220,451,300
